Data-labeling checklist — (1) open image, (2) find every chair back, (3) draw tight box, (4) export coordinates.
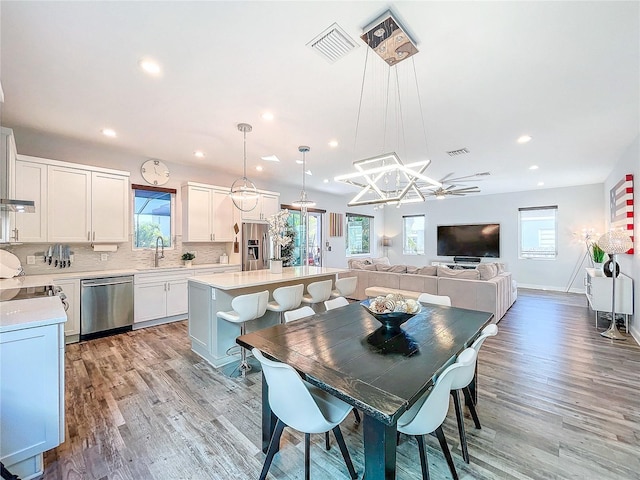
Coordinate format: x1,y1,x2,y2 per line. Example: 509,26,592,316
472,324,498,352
284,306,315,323
335,277,357,297
417,292,451,307
231,290,269,322
306,279,333,302
324,296,349,311
398,348,475,436
450,324,498,390
252,348,331,433
273,284,304,311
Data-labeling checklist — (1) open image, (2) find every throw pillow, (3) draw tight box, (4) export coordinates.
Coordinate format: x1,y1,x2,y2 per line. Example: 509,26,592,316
495,262,505,274
405,266,419,274
372,256,391,266
477,263,498,280
417,266,437,276
363,264,378,270
436,265,480,280
350,260,365,270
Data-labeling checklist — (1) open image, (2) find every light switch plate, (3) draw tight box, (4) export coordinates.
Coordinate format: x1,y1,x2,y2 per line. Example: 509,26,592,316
101,253,108,261
26,255,36,265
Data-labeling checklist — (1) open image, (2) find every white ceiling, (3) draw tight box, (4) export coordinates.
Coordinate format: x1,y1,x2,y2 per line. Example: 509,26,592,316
1,1,638,199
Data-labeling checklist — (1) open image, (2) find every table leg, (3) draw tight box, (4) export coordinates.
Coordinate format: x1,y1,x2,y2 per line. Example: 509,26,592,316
363,414,397,480
261,373,278,454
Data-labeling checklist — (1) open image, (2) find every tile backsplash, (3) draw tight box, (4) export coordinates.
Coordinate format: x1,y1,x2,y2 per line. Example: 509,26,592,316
4,236,231,275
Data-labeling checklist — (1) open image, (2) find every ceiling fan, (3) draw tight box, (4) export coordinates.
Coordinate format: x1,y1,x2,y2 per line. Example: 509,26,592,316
422,171,490,199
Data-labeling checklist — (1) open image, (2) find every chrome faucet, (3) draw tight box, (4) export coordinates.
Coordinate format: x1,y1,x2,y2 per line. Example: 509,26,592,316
155,236,165,267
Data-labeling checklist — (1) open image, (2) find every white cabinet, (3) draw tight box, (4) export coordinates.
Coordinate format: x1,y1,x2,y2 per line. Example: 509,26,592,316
585,268,633,330
47,165,129,243
1,322,64,479
182,183,233,242
0,127,17,243
14,160,48,242
134,271,193,323
55,278,80,341
240,192,280,221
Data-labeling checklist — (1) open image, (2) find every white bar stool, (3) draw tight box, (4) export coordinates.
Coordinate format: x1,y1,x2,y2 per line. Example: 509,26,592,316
217,290,269,378
266,284,304,324
301,279,333,309
331,277,357,299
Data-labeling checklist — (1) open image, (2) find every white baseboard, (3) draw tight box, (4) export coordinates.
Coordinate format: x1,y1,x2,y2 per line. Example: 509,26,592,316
517,283,585,294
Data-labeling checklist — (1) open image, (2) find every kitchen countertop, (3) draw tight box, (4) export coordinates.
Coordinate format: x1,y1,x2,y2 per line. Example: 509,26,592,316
0,296,67,333
189,266,346,290
0,263,241,290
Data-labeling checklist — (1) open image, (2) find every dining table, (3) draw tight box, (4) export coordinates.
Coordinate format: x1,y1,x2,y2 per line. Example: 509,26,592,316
236,300,494,480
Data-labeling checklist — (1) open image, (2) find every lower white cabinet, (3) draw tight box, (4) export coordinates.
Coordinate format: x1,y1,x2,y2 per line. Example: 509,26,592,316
0,322,64,479
134,271,193,323
55,278,80,341
585,268,633,315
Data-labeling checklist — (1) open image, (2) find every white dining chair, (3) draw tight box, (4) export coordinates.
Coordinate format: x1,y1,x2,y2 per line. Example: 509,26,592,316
301,280,333,308
331,277,357,299
266,284,304,324
397,348,475,480
449,323,498,463
284,306,316,323
324,296,349,311
216,290,269,378
252,348,358,480
418,292,452,307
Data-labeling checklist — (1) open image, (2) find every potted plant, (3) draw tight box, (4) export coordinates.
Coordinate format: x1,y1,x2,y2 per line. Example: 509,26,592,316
181,252,195,268
267,209,292,274
591,243,605,268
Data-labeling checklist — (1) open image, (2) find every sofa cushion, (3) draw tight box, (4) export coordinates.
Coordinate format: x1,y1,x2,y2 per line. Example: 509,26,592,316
436,265,480,280
376,264,407,273
417,266,437,276
477,263,498,280
362,264,378,270
372,256,391,266
405,265,420,274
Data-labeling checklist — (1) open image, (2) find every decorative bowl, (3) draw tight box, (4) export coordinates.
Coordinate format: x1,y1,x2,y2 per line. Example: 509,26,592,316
360,299,421,332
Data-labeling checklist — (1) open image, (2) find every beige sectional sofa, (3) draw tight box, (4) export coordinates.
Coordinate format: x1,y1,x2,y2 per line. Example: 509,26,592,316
339,258,517,322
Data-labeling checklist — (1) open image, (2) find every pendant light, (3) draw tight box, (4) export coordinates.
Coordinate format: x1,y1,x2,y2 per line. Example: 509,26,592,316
292,146,315,267
230,123,259,211
292,146,315,209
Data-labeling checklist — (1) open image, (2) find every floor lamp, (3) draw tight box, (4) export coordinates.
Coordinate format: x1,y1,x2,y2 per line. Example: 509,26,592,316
597,230,633,340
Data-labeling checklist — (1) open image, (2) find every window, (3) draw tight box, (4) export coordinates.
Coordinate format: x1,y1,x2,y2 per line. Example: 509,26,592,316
285,209,324,266
133,185,175,249
519,206,557,259
346,213,372,256
403,215,425,255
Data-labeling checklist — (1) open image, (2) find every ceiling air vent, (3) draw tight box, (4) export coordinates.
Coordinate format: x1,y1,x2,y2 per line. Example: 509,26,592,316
446,148,470,157
307,23,358,64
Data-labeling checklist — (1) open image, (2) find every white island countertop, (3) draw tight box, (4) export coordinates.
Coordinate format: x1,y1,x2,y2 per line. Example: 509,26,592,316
0,296,67,333
189,266,346,290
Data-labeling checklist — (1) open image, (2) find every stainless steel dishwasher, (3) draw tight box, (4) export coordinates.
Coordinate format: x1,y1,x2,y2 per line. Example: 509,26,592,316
80,276,134,340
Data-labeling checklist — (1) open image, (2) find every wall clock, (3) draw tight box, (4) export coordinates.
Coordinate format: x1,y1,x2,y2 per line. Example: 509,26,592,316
141,159,170,186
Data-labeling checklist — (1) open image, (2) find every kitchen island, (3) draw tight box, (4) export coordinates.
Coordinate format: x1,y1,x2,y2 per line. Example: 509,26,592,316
188,266,345,368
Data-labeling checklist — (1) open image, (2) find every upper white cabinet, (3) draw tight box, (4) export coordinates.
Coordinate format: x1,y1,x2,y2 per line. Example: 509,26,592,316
240,191,280,222
14,155,130,243
0,127,17,243
182,182,234,242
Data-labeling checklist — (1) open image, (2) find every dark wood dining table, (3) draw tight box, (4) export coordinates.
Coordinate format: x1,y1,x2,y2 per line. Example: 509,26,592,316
237,301,494,480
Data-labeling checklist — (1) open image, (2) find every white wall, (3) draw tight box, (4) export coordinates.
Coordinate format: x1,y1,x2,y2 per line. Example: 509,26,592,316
602,134,639,342
382,184,605,292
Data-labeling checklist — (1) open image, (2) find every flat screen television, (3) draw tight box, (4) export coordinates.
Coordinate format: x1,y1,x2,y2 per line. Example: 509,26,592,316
437,224,500,258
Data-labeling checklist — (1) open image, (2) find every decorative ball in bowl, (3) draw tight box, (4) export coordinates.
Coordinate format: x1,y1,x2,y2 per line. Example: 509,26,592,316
361,294,421,332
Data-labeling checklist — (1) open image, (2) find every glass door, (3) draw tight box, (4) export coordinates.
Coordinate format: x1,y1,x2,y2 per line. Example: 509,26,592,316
287,210,323,266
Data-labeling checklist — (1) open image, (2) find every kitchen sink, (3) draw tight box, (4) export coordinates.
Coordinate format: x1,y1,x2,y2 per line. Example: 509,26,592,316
136,265,188,272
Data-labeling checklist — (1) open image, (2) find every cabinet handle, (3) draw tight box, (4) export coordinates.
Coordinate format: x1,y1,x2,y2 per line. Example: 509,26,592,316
93,231,96,241
167,283,171,291
12,228,18,242
88,231,91,241
212,233,215,241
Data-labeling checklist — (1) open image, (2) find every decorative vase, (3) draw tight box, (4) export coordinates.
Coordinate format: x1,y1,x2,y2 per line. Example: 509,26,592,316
593,262,604,271
602,254,619,278
184,260,193,268
270,259,283,274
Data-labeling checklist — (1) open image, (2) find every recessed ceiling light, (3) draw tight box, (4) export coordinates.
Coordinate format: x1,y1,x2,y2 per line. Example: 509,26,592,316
296,160,304,165
261,112,274,121
537,181,544,186
139,58,161,76
328,140,339,148
529,165,539,170
101,128,117,138
194,151,205,158
306,170,312,176
518,135,533,144
256,166,263,172
323,179,329,183
260,155,280,162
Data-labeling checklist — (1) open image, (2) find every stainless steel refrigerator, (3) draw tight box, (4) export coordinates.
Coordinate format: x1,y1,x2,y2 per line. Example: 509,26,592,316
242,222,271,271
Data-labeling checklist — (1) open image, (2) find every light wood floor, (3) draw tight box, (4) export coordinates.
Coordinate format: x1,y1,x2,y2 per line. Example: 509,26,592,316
41,289,640,479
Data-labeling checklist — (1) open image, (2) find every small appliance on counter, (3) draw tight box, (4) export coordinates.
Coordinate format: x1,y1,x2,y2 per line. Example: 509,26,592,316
220,253,229,264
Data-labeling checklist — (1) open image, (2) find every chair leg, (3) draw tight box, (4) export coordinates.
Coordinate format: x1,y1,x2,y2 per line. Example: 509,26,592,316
325,432,330,450
435,426,458,480
352,408,361,425
305,433,311,480
415,434,430,480
451,390,469,463
259,419,286,480
462,386,481,429
332,426,358,480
